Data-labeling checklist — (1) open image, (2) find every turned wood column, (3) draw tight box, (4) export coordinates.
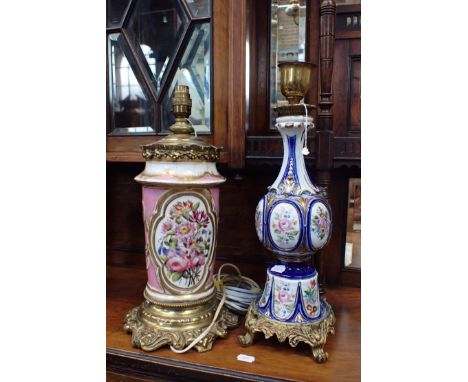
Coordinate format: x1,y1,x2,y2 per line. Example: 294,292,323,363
316,0,336,293
227,0,247,169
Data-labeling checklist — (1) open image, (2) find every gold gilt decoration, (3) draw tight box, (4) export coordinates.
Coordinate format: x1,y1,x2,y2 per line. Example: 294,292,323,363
278,61,314,105
277,159,301,195
124,297,238,352
238,300,336,363
141,143,221,162
140,85,221,162
275,103,316,117
275,61,315,117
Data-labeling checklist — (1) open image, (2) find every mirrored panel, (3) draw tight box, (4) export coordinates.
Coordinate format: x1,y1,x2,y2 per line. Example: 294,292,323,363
108,33,155,135
107,0,131,27
270,0,307,128
344,178,361,269
161,22,211,134
127,0,189,93
336,0,361,6
185,0,211,18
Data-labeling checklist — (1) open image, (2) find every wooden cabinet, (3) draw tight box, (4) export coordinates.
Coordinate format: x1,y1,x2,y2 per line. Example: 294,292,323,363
106,0,361,287
106,0,247,168
106,1,361,380
320,2,361,287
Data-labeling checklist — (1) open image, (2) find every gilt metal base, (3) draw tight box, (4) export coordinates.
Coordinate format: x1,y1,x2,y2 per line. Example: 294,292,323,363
124,295,238,352
238,299,336,363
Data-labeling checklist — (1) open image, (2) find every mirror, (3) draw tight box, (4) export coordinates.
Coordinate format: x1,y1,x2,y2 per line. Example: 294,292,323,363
185,0,211,18
127,0,189,93
107,0,213,135
270,0,307,128
107,33,155,135
107,0,131,27
161,22,211,134
344,178,361,269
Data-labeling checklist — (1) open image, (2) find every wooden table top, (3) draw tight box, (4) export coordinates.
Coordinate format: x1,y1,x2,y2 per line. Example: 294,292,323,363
107,258,360,382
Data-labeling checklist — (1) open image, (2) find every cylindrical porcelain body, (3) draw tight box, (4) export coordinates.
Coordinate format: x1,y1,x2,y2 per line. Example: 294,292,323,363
257,264,321,322
136,161,225,306
124,85,239,353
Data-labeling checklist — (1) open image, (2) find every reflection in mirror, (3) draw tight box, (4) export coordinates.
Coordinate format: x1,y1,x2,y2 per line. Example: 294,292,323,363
344,178,361,269
184,0,211,18
108,33,155,135
270,0,307,128
127,0,188,92
107,0,131,27
161,22,211,134
336,0,361,6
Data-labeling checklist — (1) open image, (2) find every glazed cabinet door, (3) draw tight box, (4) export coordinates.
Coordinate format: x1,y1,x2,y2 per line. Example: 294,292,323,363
106,0,246,168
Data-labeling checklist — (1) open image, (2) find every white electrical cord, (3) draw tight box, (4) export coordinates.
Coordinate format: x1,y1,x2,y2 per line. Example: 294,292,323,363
169,263,261,354
187,118,198,137
214,263,261,315
301,103,315,156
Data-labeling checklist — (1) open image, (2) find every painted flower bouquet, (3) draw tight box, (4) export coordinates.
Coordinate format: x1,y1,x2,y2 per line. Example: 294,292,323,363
303,278,318,315
157,199,212,287
311,206,330,241
271,206,300,246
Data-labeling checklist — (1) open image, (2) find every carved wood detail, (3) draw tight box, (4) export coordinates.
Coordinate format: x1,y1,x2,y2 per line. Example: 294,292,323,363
333,137,360,161
347,55,361,133
336,4,361,39
246,136,316,159
316,0,336,189
315,0,336,291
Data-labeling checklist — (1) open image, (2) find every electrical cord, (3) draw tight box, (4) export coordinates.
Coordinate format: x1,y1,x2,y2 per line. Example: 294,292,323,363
301,102,315,156
169,263,261,354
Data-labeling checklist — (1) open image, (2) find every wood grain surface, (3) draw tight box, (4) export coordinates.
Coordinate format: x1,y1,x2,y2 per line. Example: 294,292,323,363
107,252,360,382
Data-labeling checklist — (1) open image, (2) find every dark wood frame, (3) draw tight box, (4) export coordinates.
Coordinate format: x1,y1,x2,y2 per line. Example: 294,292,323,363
106,0,247,168
319,1,361,288
245,0,320,160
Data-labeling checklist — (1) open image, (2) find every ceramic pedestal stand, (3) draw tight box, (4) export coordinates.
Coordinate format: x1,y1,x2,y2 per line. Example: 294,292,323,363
124,85,238,353
238,62,335,363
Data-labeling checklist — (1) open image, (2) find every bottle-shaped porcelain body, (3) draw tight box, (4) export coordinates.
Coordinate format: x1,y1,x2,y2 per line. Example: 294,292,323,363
239,62,336,362
253,115,332,322
255,115,332,261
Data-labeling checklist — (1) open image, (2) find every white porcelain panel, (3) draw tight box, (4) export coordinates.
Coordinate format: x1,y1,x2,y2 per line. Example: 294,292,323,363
272,277,298,320
152,194,214,293
309,201,331,250
255,198,264,244
258,273,272,308
300,276,320,319
268,202,301,250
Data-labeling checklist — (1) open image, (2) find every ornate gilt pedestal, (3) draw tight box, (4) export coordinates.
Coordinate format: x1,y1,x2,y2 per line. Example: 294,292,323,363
124,85,238,353
238,62,336,363
239,299,335,363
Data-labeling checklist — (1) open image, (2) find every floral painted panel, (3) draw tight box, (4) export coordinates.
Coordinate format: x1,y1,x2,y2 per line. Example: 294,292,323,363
272,277,298,320
154,195,214,290
301,276,320,318
309,202,331,250
255,198,264,243
268,202,301,250
258,273,272,307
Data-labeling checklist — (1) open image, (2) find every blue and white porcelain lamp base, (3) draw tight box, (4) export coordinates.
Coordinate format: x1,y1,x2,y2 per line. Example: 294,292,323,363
239,264,335,363
238,61,336,363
